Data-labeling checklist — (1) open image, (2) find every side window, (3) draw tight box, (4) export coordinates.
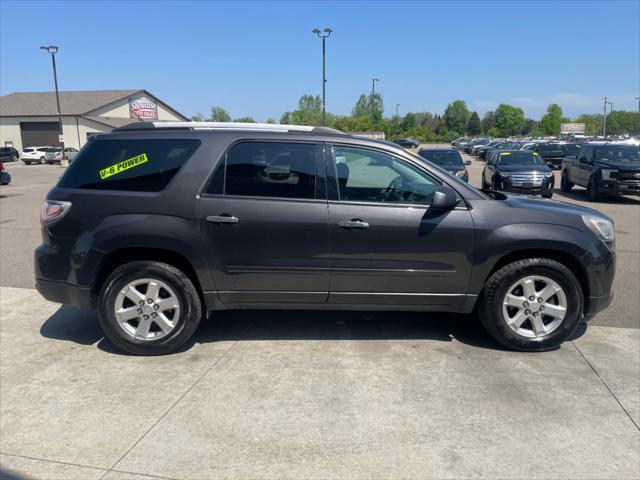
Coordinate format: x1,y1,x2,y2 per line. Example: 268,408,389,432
206,142,317,199
58,139,200,191
331,145,439,205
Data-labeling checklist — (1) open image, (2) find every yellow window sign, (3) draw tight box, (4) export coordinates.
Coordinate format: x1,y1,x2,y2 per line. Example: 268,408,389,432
99,153,148,180
500,152,511,155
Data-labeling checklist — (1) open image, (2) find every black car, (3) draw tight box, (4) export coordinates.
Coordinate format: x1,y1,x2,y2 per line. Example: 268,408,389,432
522,142,565,169
477,141,506,159
561,143,640,200
417,148,471,182
35,122,614,355
394,137,420,148
482,150,554,198
0,147,19,162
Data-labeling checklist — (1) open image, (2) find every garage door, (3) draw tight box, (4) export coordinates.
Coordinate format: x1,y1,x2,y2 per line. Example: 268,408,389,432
20,122,61,147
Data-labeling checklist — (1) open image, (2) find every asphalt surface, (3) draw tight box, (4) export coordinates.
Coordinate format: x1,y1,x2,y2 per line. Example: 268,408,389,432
0,151,638,328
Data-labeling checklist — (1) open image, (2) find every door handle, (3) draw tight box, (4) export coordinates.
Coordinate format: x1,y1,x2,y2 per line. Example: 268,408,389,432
338,219,369,229
206,215,239,224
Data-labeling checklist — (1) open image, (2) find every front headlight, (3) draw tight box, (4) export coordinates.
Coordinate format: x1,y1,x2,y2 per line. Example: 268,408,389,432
499,171,511,177
545,171,554,178
601,169,618,181
582,214,615,247
454,170,466,177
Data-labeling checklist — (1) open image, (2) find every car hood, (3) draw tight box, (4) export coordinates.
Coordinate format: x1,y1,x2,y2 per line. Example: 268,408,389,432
497,164,551,173
502,193,610,219
594,160,640,170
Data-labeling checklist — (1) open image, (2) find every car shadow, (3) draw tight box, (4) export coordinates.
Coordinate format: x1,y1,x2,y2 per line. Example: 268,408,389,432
39,305,589,356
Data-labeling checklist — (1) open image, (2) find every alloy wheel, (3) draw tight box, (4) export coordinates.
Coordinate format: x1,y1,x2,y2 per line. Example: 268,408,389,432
502,275,567,338
114,278,181,341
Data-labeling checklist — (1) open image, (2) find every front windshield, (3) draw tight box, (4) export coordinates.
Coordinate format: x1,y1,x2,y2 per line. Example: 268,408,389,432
498,151,545,165
594,145,640,162
418,149,463,166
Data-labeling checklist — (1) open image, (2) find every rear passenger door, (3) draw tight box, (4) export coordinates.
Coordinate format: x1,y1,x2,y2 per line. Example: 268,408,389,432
198,141,330,304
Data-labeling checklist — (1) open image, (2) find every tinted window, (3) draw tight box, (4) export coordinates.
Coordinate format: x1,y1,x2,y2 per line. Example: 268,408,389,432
562,144,581,155
418,149,463,165
332,145,439,205
498,151,545,165
207,142,317,199
594,145,640,163
58,138,200,191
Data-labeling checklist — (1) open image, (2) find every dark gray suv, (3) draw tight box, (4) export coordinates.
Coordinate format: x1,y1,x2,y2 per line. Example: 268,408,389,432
35,122,615,355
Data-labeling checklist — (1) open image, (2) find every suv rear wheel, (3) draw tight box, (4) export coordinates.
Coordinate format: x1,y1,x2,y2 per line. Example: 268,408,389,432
98,261,203,355
560,171,573,192
477,258,583,351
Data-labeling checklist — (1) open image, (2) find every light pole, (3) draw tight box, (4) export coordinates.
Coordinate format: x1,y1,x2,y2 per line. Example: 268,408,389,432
396,103,400,118
40,45,64,150
635,96,639,136
371,78,379,124
312,28,332,126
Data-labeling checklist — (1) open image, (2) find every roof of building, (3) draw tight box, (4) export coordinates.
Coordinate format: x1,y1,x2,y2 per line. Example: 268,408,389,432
0,89,187,120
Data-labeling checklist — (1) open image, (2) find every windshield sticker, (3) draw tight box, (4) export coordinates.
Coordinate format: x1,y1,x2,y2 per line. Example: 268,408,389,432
99,153,148,180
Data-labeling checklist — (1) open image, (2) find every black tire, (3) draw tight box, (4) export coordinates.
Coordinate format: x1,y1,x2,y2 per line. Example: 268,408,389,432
11,155,18,162
477,258,583,351
560,171,573,192
98,261,203,355
586,177,602,201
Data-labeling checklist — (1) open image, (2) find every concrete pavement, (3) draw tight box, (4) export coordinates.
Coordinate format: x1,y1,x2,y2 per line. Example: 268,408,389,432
1,285,638,479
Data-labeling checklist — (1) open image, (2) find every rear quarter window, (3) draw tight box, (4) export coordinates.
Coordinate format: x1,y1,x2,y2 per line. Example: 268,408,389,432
58,138,200,191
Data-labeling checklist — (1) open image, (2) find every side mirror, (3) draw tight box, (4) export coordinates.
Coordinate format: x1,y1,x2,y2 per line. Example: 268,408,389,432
464,160,472,165
431,186,460,210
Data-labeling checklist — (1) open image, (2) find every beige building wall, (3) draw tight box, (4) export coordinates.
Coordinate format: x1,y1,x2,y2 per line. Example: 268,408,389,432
87,96,184,121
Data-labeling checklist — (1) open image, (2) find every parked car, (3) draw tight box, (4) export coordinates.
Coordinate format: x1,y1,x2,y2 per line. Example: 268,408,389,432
561,143,640,201
394,137,421,149
45,147,79,164
482,150,554,198
0,161,11,185
417,148,471,182
35,122,614,355
0,147,19,162
465,139,488,154
521,142,565,169
477,141,506,159
22,146,52,165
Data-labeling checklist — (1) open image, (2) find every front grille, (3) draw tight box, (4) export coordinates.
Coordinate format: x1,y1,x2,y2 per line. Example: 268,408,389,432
510,172,546,186
619,171,640,181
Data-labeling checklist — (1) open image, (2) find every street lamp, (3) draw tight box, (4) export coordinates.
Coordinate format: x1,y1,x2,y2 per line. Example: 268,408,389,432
371,78,379,123
40,45,63,149
312,28,332,126
396,103,400,118
635,96,640,136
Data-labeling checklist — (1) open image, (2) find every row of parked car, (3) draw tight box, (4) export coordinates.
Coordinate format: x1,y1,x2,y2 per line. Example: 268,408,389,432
0,146,79,165
452,137,640,201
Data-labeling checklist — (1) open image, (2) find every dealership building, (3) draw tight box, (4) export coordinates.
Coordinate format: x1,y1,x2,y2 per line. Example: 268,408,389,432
0,89,188,152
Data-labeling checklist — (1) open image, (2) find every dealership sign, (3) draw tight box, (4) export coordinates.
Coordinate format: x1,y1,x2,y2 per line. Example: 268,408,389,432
560,123,586,134
129,96,158,120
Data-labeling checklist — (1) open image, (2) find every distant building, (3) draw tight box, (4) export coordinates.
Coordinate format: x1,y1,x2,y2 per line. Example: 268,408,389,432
0,89,188,151
349,131,386,140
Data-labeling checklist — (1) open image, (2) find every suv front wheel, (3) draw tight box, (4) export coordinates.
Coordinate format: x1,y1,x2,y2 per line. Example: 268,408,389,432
477,258,583,351
98,261,203,355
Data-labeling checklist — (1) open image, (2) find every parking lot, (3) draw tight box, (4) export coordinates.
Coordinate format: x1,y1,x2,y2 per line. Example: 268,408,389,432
1,153,639,479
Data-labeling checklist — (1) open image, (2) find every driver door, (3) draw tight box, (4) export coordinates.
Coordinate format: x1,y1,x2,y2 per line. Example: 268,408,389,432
326,144,475,306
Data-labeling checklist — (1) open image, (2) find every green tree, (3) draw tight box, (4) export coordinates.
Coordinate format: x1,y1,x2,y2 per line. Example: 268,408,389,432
351,93,384,122
467,111,481,135
607,110,640,135
210,106,231,122
402,112,417,130
574,114,602,136
481,111,495,133
333,115,373,133
234,116,255,123
539,104,565,135
522,118,538,135
444,100,470,134
494,103,525,136
265,118,277,124
191,112,205,122
281,94,334,126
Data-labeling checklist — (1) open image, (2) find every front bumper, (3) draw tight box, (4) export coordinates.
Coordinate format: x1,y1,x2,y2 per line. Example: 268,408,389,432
35,278,95,309
497,176,554,196
598,179,640,196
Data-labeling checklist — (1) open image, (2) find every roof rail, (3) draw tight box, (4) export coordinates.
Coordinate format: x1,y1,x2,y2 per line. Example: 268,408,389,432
113,121,346,135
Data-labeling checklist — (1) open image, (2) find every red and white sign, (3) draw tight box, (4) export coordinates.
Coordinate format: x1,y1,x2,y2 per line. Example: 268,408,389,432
129,97,158,120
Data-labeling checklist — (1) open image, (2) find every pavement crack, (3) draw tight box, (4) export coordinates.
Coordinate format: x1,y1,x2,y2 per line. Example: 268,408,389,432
99,321,255,480
571,340,640,432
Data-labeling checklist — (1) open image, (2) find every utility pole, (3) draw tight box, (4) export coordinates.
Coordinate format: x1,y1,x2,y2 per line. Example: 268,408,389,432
40,45,63,150
602,97,608,137
396,103,400,118
635,96,640,136
312,28,332,126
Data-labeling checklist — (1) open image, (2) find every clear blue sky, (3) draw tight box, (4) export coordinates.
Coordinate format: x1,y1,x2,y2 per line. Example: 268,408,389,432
1,0,638,121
